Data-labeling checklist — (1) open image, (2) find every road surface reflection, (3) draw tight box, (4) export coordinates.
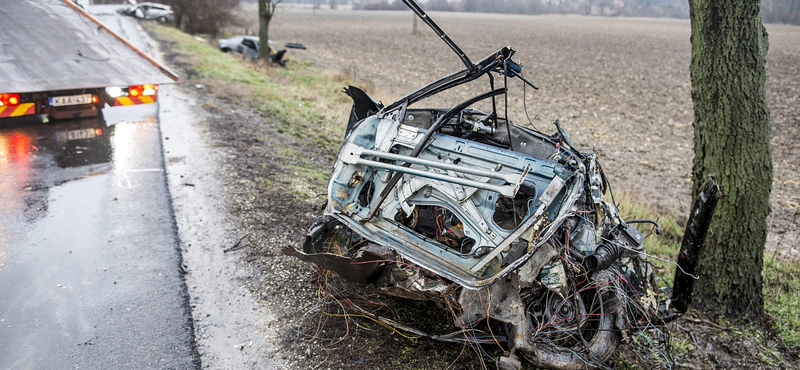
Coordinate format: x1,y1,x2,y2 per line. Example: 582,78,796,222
0,116,113,222
0,110,156,268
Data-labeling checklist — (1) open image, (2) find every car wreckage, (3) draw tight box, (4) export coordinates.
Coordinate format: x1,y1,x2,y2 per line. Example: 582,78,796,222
286,1,671,369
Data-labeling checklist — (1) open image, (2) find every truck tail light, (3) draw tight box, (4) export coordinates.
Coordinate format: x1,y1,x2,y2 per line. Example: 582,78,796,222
92,95,99,104
105,86,123,98
0,93,20,106
128,84,158,97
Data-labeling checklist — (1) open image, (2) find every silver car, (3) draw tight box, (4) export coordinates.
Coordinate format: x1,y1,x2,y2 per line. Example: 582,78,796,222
118,2,174,22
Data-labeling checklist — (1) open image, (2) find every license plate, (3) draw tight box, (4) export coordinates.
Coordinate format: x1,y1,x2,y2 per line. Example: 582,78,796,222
50,94,92,107
57,128,96,142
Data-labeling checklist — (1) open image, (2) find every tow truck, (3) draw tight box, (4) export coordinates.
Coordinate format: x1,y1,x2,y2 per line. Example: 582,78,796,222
0,0,179,121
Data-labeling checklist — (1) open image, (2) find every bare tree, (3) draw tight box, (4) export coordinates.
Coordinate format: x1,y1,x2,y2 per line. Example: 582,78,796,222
162,0,240,36
258,0,283,62
688,0,771,319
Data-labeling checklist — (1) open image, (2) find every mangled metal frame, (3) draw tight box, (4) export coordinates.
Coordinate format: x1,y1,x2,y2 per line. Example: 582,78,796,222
287,1,663,369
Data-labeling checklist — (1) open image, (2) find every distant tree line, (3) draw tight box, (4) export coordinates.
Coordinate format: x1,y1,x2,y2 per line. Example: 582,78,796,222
350,0,800,24
762,0,800,24
352,0,689,17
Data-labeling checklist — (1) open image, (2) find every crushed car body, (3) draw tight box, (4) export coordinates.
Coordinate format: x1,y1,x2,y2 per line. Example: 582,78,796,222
287,1,664,369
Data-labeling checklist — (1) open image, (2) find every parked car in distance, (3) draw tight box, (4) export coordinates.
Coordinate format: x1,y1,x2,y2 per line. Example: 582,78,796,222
118,2,174,22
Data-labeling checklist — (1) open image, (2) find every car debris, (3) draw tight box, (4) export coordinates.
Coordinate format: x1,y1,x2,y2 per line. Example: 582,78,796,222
217,35,287,66
117,2,174,23
287,1,676,369
218,35,268,53
285,42,307,50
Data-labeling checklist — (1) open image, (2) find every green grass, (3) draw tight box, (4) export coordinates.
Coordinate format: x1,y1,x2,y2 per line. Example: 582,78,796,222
615,193,684,287
763,258,800,348
146,23,352,140
145,23,354,193
616,194,800,351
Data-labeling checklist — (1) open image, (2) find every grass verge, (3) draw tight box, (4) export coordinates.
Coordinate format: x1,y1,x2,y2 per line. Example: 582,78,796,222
763,258,800,348
616,193,799,355
145,22,354,193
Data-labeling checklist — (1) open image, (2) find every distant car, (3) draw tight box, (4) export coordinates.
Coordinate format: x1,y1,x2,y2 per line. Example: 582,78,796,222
236,37,261,61
218,35,260,54
118,2,174,22
217,35,288,66
218,36,282,59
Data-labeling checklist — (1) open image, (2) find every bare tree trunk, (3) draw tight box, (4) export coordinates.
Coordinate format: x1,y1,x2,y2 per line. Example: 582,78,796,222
258,0,274,62
689,0,771,319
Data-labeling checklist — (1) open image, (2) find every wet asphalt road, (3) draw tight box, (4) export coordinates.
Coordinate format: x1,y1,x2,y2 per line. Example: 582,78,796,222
0,106,198,368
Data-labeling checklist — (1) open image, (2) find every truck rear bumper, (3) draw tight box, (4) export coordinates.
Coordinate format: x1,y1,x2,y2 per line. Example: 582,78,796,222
113,95,158,106
0,103,36,118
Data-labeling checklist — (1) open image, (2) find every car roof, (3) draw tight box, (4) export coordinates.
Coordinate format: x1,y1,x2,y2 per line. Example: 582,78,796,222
222,35,259,42
136,2,171,8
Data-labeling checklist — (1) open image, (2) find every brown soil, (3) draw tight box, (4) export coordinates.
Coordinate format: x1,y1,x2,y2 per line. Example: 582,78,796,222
264,8,800,261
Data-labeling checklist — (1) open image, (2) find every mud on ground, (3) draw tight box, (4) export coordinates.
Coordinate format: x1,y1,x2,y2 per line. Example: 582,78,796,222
153,9,799,370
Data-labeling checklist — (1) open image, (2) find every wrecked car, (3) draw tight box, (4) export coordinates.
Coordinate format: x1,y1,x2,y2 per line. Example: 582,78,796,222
218,36,287,66
117,2,174,23
287,1,663,369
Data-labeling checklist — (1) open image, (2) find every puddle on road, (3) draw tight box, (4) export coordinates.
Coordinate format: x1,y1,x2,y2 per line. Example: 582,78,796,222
0,115,114,222
0,104,158,221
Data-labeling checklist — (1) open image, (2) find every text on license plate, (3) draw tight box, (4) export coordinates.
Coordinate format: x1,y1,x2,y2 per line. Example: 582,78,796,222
50,94,92,107
56,128,96,142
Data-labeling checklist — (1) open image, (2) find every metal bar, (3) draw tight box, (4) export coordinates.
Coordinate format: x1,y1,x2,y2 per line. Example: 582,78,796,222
355,148,523,183
470,210,542,273
363,89,507,222
470,175,565,272
352,158,517,197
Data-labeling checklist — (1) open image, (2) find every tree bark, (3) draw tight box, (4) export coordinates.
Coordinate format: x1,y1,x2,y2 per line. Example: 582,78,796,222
689,0,771,319
258,0,275,62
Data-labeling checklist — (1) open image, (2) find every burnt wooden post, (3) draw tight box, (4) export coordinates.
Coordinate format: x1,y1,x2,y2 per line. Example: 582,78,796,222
672,175,722,314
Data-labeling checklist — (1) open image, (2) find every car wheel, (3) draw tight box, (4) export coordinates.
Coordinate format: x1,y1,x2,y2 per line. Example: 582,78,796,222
158,16,167,23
